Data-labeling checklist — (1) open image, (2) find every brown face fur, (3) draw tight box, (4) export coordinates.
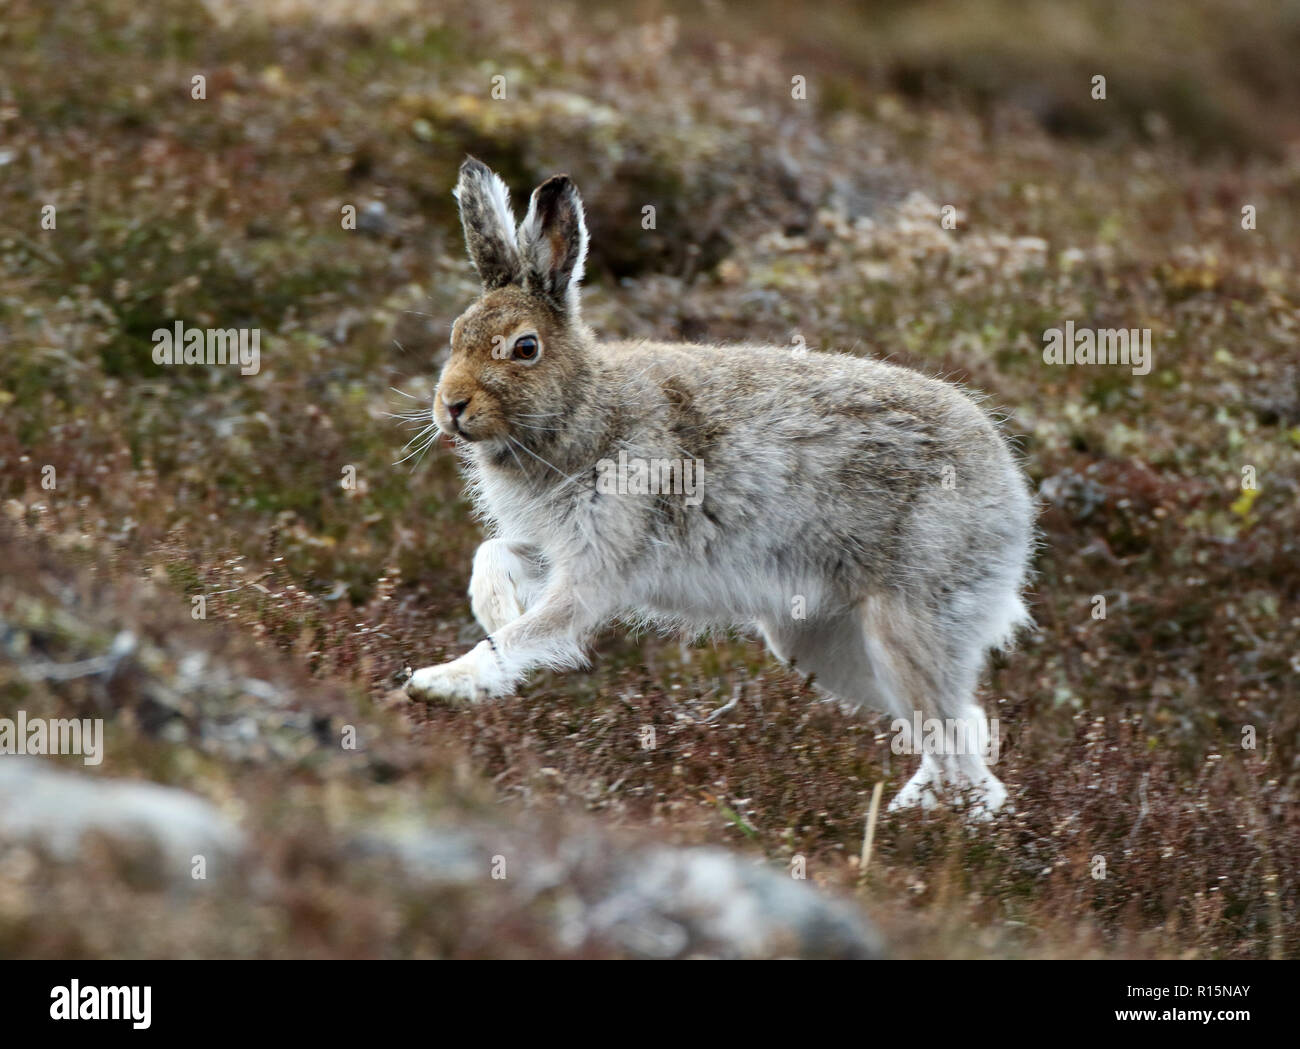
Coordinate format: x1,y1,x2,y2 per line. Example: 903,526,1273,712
433,287,590,450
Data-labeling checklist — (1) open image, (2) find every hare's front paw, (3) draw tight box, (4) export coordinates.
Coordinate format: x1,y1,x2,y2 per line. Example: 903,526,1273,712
471,579,522,636
470,561,524,636
407,661,482,705
406,642,506,705
469,539,544,634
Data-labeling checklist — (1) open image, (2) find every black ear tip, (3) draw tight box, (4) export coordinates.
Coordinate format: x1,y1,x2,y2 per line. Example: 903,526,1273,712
460,156,490,178
535,174,579,202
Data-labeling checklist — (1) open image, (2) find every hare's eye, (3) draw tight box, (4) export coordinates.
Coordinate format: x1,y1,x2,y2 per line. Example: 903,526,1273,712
512,335,540,362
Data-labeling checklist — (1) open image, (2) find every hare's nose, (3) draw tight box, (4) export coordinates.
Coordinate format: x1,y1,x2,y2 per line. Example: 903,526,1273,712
446,396,470,419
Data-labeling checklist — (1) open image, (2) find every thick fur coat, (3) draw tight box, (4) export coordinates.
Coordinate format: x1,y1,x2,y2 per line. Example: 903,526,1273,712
407,158,1035,817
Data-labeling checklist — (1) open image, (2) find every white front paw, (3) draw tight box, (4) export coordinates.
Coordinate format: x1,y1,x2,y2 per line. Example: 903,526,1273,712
469,539,540,635
470,566,524,635
407,661,482,705
406,642,510,705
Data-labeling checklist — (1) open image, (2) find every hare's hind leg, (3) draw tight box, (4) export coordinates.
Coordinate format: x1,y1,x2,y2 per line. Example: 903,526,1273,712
759,607,1003,816
468,539,547,635
859,594,1008,820
759,611,900,714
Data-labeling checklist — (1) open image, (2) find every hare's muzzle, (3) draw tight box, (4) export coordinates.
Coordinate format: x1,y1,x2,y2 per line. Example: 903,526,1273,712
434,388,478,439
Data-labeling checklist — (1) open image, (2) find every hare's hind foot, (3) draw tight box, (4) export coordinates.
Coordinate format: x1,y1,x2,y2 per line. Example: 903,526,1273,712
888,754,1010,822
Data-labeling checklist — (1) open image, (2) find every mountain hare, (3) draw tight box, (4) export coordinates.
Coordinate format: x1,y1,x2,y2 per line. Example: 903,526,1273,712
407,158,1035,818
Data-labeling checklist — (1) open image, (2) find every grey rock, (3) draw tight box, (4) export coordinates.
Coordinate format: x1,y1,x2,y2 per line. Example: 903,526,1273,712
0,758,244,878
356,820,884,959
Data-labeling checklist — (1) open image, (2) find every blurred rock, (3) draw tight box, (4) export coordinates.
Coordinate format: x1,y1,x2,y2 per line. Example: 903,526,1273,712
0,759,244,877
591,845,883,959
354,822,883,959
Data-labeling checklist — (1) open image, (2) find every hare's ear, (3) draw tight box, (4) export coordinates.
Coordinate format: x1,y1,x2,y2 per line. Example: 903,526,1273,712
517,174,588,313
453,157,521,290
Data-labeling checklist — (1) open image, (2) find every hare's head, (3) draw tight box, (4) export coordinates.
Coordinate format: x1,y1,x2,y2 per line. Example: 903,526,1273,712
434,158,592,453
